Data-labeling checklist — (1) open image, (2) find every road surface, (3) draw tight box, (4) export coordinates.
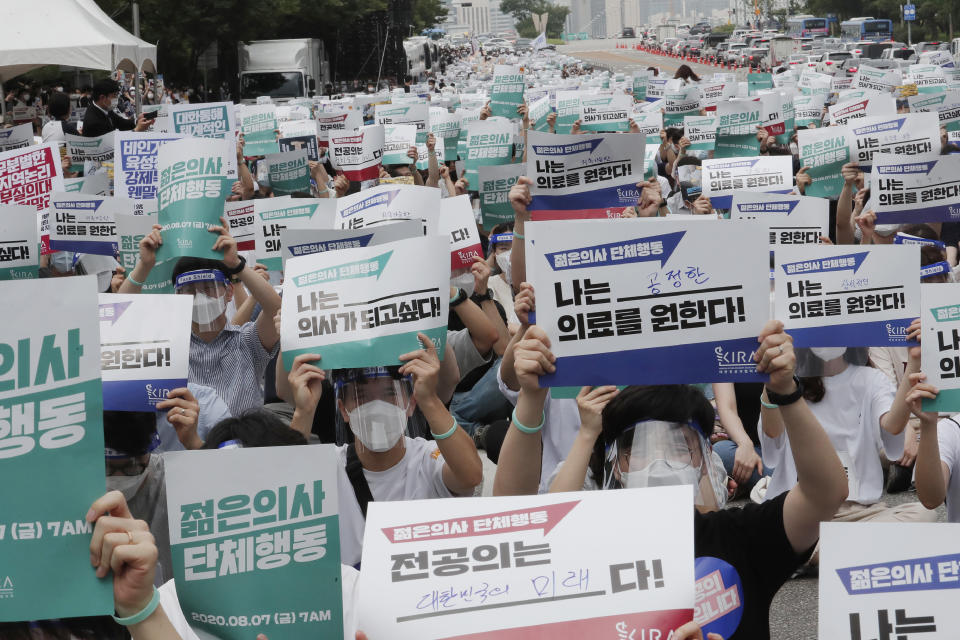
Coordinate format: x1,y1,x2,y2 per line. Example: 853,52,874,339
559,39,749,81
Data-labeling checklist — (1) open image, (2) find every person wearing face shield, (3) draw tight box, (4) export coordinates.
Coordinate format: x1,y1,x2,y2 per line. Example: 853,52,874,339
285,334,483,568
81,78,149,139
485,224,520,329
120,219,282,417
493,322,848,640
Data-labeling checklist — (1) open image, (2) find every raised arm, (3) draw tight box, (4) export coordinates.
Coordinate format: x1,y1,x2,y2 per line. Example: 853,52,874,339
906,372,951,510
550,385,619,492
507,177,533,290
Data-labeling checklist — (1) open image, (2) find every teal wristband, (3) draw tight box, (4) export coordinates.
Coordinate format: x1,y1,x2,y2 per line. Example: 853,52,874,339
512,408,545,434
433,417,459,440
513,231,525,240
759,392,778,410
126,273,145,287
112,586,160,626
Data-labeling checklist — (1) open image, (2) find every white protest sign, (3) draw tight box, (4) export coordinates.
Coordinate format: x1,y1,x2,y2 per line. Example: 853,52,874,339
281,235,449,369
527,131,645,220
224,199,258,251
382,124,418,165
526,219,770,386
48,192,119,255
0,123,34,152
663,83,702,127
872,155,960,223
375,103,429,142
114,131,183,200
0,204,39,280
1,143,64,255
64,172,111,196
555,90,582,133
794,94,826,126
907,64,948,93
701,156,793,209
855,66,902,94
316,108,363,148
775,244,919,346
920,283,960,411
64,132,114,165
630,111,663,145
98,293,191,411
578,94,632,132
429,108,462,160
731,192,828,246
278,119,320,161
699,81,737,112
647,76,668,101
165,446,343,640
819,522,960,640
846,113,941,168
440,194,483,271
335,183,439,235
829,94,896,125
684,116,717,152
253,198,333,271
279,220,422,271
358,486,695,640
331,124,384,182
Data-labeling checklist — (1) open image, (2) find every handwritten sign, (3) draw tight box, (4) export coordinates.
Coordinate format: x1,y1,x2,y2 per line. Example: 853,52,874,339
731,192,828,246
335,183,439,235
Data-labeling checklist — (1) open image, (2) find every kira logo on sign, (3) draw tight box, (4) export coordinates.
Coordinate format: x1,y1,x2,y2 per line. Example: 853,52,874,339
714,346,757,373
0,576,13,600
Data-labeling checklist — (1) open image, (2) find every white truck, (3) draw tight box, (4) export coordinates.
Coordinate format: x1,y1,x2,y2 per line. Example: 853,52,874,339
655,24,678,44
769,35,797,68
238,39,330,104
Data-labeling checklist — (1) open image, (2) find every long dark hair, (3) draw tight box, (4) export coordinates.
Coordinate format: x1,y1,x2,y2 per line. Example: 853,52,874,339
0,618,129,639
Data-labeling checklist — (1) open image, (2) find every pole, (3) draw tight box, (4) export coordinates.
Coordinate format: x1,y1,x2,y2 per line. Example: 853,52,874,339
132,2,141,116
376,23,390,88
907,20,911,46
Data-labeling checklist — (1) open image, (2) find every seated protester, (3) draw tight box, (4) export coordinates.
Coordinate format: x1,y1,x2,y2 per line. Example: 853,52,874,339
153,384,232,451
760,345,937,540
909,373,960,521
285,334,483,567
447,283,501,382
493,323,848,640
485,223,521,329
41,90,79,142
667,156,713,217
103,410,172,584
713,382,770,494
120,220,282,416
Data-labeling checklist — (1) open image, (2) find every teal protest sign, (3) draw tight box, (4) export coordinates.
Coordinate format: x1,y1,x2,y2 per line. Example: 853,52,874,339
155,138,230,264
464,119,514,186
798,126,851,198
490,65,525,119
0,276,111,622
715,100,762,158
429,109,462,161
240,104,280,156
165,445,343,640
479,163,524,228
264,150,311,196
748,73,774,95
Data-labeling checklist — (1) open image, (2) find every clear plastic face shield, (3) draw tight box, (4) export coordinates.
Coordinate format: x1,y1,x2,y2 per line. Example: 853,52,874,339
795,347,870,378
602,420,727,511
490,233,513,281
334,368,426,452
174,269,230,331
104,431,160,499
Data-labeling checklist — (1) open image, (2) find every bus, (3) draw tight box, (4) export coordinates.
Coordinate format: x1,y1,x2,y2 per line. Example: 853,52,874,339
840,17,893,42
786,15,829,38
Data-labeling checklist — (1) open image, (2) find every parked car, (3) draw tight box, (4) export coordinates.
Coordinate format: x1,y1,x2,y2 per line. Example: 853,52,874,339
740,47,770,69
725,42,748,64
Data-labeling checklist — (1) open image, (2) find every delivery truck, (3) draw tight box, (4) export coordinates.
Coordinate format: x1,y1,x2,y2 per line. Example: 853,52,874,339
238,38,330,103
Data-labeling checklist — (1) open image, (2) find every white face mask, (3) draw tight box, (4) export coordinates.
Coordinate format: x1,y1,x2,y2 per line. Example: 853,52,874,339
811,346,846,362
495,251,512,283
347,399,407,452
789,142,799,155
147,92,154,99
109,97,119,110
451,272,475,297
192,292,226,328
106,471,148,501
621,459,701,491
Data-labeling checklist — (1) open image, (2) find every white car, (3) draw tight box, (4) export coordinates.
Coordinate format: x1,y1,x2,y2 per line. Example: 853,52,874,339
816,50,853,74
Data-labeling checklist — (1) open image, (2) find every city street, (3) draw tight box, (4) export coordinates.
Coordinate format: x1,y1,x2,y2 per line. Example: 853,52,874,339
559,38,748,80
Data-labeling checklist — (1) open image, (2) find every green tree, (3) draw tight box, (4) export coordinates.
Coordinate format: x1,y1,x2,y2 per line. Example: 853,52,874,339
412,0,448,31
500,0,569,38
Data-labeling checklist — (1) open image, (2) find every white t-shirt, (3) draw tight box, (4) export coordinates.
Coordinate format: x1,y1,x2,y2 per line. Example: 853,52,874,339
935,416,960,522
41,119,64,143
488,274,519,326
496,363,582,493
760,364,901,505
337,437,452,567
157,565,358,640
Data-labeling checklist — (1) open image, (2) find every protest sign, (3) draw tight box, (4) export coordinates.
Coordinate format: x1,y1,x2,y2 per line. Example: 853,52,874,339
631,111,663,145
98,293,191,411
263,150,311,196
0,123,33,152
429,109,462,160
0,276,111,622
684,116,717,152
154,137,230,264
240,104,280,156
224,199,257,251
464,119,513,186
48,192,119,255
632,71,648,101
555,91,582,134
920,283,960,410
64,132,115,166
279,220,422,271
831,75,855,94
854,66,903,94
647,76,668,102
714,100,762,158
906,64,947,94
316,108,363,148
358,486,694,640
382,125,418,165
819,522,960,640
527,95,551,133
775,244,919,346
440,195,483,270
527,131,645,220
793,94,826,127
798,126,851,198
281,235,449,369
701,156,793,209
331,125,384,182
526,219,770,386
846,113,941,168
165,445,342,640
0,204,39,280
276,104,311,122
731,192,828,246
871,156,960,223
117,210,174,295
375,103,429,142
663,84,702,127
578,94,632,132
335,183,439,234
490,65,525,119
757,91,788,142
168,101,236,139
278,119,320,161
699,81,736,112
828,95,896,125
63,172,111,196
253,198,332,271
748,72,774,96
10,106,35,124
1,144,65,256
479,163,523,228
455,108,481,159
907,91,960,131
114,131,183,200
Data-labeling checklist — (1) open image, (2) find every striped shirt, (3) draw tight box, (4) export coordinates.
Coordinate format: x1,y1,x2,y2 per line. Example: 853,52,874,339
188,322,278,416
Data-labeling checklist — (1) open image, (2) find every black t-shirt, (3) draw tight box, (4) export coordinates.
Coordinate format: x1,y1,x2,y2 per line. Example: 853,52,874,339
694,492,812,640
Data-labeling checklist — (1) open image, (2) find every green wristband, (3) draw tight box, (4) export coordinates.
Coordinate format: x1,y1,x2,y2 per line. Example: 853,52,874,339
433,417,459,440
112,586,160,626
512,408,545,434
759,392,778,410
513,231,525,240
126,273,145,288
